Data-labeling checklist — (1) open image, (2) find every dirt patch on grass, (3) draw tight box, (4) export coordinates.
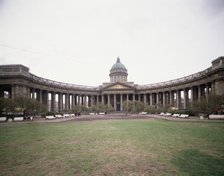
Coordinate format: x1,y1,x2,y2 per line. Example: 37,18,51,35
91,142,162,176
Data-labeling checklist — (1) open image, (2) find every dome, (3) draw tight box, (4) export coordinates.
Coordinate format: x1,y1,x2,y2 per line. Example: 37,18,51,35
109,57,128,83
110,57,127,73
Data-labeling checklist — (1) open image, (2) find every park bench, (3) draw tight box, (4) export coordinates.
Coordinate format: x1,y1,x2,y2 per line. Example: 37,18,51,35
70,114,75,117
24,116,33,120
0,117,7,122
89,113,95,115
55,114,63,118
172,114,180,117
63,114,70,118
140,112,147,115
160,112,165,116
99,112,105,115
209,115,224,120
179,114,189,118
13,117,24,121
165,113,172,116
45,115,55,120
8,119,13,122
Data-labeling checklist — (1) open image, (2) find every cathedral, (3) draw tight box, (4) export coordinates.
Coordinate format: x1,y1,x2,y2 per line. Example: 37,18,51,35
0,56,224,112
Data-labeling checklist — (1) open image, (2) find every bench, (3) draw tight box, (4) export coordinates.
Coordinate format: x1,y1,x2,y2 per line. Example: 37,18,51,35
209,115,224,120
0,117,7,122
70,114,75,117
99,112,105,115
13,117,24,121
8,119,13,122
140,112,147,115
179,114,189,118
45,116,55,120
55,114,63,118
165,113,172,116
172,114,180,117
89,113,95,115
24,116,33,120
63,114,70,118
160,112,165,116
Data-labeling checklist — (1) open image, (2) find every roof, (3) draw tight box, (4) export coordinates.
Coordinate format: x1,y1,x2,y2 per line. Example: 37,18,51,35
110,57,127,73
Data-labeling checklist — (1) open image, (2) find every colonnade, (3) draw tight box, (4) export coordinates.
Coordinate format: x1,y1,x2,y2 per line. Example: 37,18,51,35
29,89,95,112
7,82,210,112
0,81,217,112
1,56,224,113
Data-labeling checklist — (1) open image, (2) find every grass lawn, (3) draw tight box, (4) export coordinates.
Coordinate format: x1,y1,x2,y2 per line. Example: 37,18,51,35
0,118,224,176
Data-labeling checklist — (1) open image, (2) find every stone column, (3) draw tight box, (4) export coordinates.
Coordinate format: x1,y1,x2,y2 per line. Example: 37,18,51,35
74,94,77,106
206,84,209,101
133,94,135,101
166,92,169,106
120,94,123,111
86,95,89,107
83,95,87,107
176,90,181,110
211,81,216,94
102,94,104,105
42,90,49,112
81,95,84,106
96,95,99,105
126,94,129,101
198,86,201,102
37,89,43,104
87,95,90,107
71,94,74,109
32,88,35,99
169,91,173,107
138,94,141,101
127,94,129,108
51,92,55,112
65,94,69,110
39,90,43,104
58,93,62,112
144,94,147,105
190,87,194,108
156,93,159,107
91,95,94,107
149,93,153,106
77,95,80,106
80,95,82,106
69,94,71,110
163,92,166,107
114,94,117,111
183,89,189,109
108,94,110,105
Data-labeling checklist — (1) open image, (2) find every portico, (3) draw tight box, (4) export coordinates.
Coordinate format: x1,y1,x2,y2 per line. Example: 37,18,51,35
101,82,136,111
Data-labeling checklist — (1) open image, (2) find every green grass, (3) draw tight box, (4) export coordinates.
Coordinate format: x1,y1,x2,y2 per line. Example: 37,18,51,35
0,119,224,176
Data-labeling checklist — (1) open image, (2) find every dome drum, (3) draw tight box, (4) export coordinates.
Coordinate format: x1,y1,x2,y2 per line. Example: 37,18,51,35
110,57,128,83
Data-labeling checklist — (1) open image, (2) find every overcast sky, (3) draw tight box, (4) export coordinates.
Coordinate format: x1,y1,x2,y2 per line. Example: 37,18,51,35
0,0,224,86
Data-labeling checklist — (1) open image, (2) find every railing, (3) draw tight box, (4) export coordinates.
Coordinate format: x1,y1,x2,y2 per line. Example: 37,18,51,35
138,66,213,89
28,73,98,90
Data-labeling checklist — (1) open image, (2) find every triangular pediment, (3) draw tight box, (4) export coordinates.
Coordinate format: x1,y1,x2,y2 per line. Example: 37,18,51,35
102,82,135,90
